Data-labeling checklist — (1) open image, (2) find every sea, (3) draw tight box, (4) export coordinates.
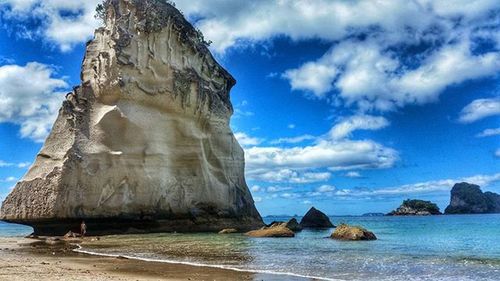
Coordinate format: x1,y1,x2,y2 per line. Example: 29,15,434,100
1,214,499,281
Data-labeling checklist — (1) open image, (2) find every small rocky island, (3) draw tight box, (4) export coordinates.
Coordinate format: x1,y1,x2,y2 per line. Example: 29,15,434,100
445,182,500,214
0,0,263,235
387,199,441,216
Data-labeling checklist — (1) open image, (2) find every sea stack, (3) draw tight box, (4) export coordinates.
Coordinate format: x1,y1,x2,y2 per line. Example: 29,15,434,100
0,0,263,235
300,207,334,228
445,182,500,214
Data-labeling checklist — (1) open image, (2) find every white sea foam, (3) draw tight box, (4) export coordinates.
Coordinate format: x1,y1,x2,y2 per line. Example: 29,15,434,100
73,245,341,281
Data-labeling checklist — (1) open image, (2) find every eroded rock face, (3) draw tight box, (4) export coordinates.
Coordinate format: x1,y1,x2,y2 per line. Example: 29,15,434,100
0,0,263,235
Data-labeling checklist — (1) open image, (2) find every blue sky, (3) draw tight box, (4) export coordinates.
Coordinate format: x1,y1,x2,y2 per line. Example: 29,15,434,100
0,0,499,216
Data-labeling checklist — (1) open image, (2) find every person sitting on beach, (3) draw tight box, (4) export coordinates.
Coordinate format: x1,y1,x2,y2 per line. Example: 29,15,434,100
80,221,87,237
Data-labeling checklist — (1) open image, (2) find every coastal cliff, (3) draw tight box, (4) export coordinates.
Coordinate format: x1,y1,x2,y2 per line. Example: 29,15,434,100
0,0,263,235
445,182,500,214
387,199,441,216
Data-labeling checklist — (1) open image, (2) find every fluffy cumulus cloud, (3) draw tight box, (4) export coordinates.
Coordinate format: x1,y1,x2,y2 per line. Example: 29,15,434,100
242,113,396,186
171,0,500,112
329,115,389,140
0,62,67,142
285,39,500,112
2,1,498,113
246,139,397,173
247,168,331,184
459,98,500,123
1,0,101,51
234,132,263,147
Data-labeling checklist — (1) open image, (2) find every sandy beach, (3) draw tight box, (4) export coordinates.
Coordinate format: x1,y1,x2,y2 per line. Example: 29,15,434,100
0,237,304,281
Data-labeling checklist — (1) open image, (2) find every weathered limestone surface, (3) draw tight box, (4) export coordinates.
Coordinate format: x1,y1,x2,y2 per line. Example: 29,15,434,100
0,0,263,235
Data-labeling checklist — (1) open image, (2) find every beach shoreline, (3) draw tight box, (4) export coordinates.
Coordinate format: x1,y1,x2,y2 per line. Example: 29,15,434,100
0,237,307,281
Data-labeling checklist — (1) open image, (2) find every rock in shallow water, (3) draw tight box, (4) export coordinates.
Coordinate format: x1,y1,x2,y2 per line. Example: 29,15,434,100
267,218,302,232
331,224,377,241
0,0,263,235
245,224,295,238
299,207,334,228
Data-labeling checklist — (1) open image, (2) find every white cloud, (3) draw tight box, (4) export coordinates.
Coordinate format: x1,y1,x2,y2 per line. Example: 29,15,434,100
459,98,500,123
266,186,293,193
173,0,442,53
253,196,262,203
284,39,500,112
496,149,500,158
476,128,500,137
329,115,389,140
283,62,337,97
287,124,296,129
1,0,101,51
277,172,500,200
270,134,316,145
0,160,30,168
1,177,17,182
248,168,331,184
316,185,335,193
250,185,261,192
242,114,397,185
246,139,398,173
0,62,67,142
16,162,31,168
234,132,263,147
166,1,500,114
352,173,500,197
345,171,362,178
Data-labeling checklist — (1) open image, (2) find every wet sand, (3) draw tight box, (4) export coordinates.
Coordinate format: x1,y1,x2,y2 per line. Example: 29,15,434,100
0,237,308,281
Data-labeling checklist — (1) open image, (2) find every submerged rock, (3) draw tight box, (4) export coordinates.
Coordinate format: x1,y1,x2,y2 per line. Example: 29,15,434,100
245,224,295,238
331,224,377,241
0,0,263,235
299,207,334,228
387,199,441,216
445,182,500,214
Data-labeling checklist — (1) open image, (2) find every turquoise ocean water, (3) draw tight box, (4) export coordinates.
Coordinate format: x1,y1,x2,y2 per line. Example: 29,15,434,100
1,215,499,280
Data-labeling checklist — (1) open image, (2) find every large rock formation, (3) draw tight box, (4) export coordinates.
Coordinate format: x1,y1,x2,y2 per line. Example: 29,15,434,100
387,199,441,216
0,0,263,235
299,207,334,228
445,182,500,214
